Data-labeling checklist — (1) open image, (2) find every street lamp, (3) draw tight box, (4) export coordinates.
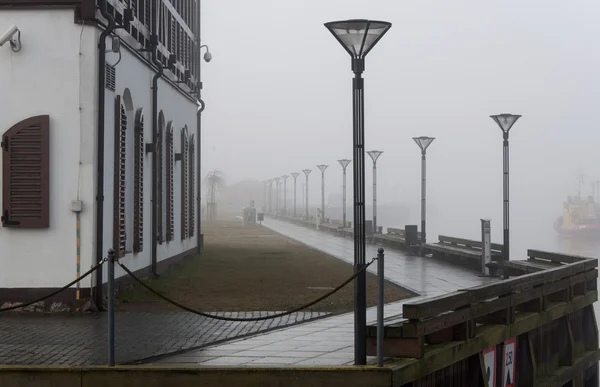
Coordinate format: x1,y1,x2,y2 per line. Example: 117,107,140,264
282,175,289,217
367,151,383,234
267,179,273,214
317,165,329,222
302,169,312,220
413,137,434,247
291,172,300,218
338,159,351,227
273,177,281,216
262,180,268,214
490,113,521,266
324,18,391,366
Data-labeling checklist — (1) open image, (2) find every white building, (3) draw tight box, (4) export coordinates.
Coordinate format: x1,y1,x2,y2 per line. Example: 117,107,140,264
0,0,204,310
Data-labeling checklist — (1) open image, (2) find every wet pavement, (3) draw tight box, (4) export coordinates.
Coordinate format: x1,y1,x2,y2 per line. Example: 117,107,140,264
153,217,499,366
0,311,326,365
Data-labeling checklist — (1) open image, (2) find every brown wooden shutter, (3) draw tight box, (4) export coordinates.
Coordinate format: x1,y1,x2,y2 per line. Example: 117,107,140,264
180,127,188,240
133,109,144,253
166,122,174,241
113,96,127,258
157,113,164,244
1,115,50,228
188,134,195,237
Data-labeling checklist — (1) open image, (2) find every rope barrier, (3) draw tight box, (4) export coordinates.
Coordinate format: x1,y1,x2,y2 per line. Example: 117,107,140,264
0,260,106,313
118,257,377,322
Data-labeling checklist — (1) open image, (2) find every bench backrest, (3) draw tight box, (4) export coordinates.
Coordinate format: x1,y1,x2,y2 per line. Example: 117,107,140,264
330,219,344,226
387,227,405,236
527,249,587,264
438,235,503,252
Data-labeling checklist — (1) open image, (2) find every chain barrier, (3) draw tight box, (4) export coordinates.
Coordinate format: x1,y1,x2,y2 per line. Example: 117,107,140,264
118,257,377,322
0,260,106,313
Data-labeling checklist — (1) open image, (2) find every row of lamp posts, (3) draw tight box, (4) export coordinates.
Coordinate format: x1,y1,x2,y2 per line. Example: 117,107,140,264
259,18,521,366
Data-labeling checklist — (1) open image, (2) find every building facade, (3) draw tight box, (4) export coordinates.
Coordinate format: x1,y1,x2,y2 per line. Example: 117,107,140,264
0,0,202,310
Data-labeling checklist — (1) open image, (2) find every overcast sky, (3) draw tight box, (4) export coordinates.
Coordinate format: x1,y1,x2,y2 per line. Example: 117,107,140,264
199,0,600,252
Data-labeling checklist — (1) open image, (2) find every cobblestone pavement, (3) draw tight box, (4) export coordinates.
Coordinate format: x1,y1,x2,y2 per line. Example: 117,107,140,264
0,311,326,365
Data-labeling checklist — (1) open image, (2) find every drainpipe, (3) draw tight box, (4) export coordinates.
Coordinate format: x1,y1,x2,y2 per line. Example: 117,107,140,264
150,0,162,277
196,98,204,253
94,0,116,310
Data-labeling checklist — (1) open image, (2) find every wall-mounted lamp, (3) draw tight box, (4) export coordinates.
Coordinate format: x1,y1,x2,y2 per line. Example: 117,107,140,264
0,25,21,52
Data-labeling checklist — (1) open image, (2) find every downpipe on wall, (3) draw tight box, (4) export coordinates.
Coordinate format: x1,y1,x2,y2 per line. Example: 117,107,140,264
94,0,116,310
196,98,205,254
150,0,162,277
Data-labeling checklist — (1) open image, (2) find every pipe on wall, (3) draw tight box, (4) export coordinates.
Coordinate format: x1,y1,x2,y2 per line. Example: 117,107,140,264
150,0,163,277
94,0,116,310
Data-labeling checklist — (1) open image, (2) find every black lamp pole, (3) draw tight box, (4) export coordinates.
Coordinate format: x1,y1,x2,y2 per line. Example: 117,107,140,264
291,172,299,218
324,19,391,365
490,113,521,269
302,169,312,220
338,159,351,227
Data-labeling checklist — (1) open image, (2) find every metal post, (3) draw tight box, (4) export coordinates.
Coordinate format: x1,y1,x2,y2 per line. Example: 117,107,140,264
107,248,115,366
282,175,288,217
421,151,426,246
376,247,385,367
305,176,309,220
276,180,280,216
352,57,367,365
481,219,491,275
343,168,347,226
503,133,510,268
263,181,267,214
321,171,325,222
293,174,298,218
373,161,377,233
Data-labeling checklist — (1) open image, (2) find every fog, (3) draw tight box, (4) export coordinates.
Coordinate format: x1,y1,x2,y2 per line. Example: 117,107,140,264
200,0,600,258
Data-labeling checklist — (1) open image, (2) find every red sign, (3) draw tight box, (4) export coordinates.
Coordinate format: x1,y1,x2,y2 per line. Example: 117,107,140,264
503,338,516,387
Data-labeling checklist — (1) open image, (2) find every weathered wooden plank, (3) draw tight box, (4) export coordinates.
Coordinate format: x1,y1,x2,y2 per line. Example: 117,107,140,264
438,235,504,252
389,291,598,384
534,350,600,387
387,228,405,236
402,261,593,319
527,249,587,264
366,336,423,358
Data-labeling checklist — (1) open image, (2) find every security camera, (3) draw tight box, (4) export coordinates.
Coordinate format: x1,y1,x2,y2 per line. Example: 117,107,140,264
203,51,212,63
0,25,18,47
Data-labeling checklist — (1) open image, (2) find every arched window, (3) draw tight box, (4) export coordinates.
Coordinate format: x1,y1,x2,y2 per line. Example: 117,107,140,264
113,96,127,257
157,111,165,244
189,134,195,237
133,108,145,253
165,122,174,241
180,126,189,240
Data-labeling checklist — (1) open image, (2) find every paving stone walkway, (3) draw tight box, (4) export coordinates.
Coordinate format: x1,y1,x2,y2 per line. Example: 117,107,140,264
153,218,499,366
0,310,326,365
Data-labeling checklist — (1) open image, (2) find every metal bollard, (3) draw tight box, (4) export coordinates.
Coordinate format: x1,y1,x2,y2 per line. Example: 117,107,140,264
480,219,491,276
377,247,385,367
107,248,115,366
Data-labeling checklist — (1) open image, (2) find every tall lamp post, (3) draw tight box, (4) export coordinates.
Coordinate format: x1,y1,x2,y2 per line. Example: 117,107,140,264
338,159,351,227
282,175,289,217
317,165,329,222
273,177,281,217
291,172,300,218
302,169,312,220
267,179,273,214
367,151,383,234
412,137,434,247
324,18,391,365
262,180,268,213
490,113,521,266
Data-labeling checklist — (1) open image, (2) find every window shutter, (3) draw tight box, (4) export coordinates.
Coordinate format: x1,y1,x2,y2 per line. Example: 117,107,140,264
188,135,195,237
133,109,144,253
180,127,188,240
113,96,127,257
1,115,50,228
166,123,174,241
157,114,164,244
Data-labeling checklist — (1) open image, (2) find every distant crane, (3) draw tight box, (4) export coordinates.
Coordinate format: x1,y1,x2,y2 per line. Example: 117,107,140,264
204,169,225,221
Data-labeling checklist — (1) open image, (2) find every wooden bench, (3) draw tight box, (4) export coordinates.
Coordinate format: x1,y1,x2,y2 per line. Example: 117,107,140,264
366,252,598,358
373,227,422,248
319,219,345,234
423,235,503,266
